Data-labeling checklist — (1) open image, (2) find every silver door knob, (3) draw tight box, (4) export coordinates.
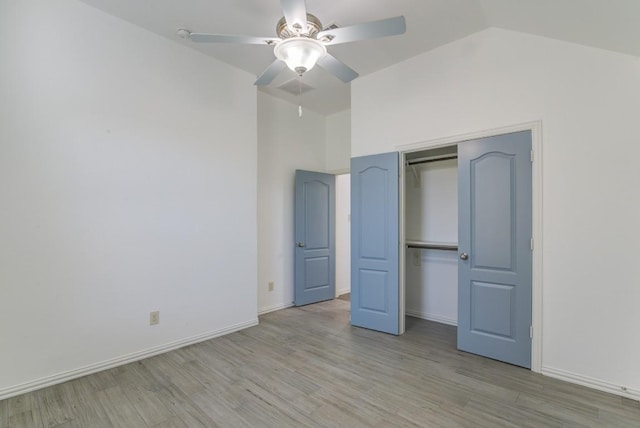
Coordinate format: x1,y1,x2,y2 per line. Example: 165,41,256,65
297,242,305,248
460,252,468,260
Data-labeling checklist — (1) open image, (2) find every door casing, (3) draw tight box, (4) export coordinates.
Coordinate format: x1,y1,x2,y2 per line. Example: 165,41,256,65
396,121,543,373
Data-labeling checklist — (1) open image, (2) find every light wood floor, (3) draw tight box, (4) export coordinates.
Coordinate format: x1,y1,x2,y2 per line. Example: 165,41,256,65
2,299,639,427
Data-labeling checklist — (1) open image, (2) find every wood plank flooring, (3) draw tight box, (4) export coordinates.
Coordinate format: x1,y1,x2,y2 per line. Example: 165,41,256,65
1,299,639,427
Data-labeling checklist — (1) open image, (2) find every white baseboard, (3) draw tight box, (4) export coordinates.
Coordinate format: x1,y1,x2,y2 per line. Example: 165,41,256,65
405,309,457,326
336,288,350,297
0,318,258,401
541,365,640,401
258,302,294,316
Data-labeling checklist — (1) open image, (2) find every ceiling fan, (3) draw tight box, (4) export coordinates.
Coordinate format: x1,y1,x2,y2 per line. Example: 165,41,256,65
179,0,406,86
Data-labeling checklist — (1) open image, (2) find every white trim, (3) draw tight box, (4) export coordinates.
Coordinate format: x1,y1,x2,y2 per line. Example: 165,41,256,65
0,318,258,401
329,168,351,175
396,120,544,373
397,122,539,153
406,309,458,326
336,288,351,297
530,121,543,374
398,154,406,335
258,302,294,316
542,366,640,401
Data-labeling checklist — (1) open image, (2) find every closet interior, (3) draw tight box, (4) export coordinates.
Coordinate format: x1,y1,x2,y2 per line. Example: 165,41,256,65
404,145,459,326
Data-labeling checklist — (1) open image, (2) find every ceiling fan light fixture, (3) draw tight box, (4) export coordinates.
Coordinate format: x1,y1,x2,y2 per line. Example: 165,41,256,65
274,37,326,75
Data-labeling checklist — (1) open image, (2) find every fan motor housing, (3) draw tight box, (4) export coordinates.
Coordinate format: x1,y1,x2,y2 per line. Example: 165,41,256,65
276,13,323,39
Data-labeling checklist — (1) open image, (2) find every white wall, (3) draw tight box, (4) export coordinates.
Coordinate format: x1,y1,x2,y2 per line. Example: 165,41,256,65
335,174,351,296
0,0,258,398
257,93,326,314
325,110,351,173
405,160,458,325
352,28,640,397
405,160,458,243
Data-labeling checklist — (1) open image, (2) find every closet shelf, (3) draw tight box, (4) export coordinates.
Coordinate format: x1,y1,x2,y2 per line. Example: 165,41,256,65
406,240,458,251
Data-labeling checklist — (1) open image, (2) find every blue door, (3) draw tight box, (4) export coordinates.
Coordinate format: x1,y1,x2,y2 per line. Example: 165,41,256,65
294,170,335,306
458,131,533,368
351,153,399,335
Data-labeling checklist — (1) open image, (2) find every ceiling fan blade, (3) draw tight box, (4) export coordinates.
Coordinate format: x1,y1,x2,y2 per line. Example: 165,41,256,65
190,33,279,45
281,0,308,31
317,54,359,83
317,16,406,45
254,60,287,86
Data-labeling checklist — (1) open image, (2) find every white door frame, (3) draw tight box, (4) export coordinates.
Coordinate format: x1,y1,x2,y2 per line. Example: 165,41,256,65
334,171,351,298
396,121,543,373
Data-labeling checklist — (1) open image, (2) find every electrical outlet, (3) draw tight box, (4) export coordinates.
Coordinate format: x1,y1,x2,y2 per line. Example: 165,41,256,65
149,311,159,326
268,281,274,292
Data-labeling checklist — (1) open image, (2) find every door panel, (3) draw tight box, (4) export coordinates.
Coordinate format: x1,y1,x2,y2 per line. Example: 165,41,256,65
458,131,532,368
472,153,515,270
351,152,399,335
304,181,330,249
294,170,335,306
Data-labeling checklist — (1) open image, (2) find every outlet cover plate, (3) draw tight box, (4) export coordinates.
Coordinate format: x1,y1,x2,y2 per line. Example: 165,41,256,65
150,311,160,325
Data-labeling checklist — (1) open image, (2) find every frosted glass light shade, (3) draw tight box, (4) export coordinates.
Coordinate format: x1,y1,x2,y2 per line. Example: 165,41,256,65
274,37,327,75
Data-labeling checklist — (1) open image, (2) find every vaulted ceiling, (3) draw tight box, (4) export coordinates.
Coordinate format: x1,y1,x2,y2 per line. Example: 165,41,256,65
79,0,640,115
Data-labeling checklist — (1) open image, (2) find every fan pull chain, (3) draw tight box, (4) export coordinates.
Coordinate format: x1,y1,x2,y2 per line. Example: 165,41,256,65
298,75,303,118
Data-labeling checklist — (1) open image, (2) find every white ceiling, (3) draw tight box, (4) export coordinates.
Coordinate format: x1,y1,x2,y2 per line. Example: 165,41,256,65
79,0,640,115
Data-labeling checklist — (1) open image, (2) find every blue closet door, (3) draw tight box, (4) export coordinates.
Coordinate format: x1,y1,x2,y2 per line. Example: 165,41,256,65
351,152,400,335
458,131,533,368
294,170,335,306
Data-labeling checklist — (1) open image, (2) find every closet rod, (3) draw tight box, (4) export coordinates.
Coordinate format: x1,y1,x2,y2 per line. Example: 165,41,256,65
406,154,457,166
406,243,458,251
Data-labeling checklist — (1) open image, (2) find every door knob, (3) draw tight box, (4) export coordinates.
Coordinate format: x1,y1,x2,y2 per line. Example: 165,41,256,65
297,242,305,248
460,252,468,260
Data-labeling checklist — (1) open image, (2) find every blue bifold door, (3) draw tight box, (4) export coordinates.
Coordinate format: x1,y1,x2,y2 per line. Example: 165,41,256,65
294,170,336,306
349,132,533,368
350,152,400,335
457,131,533,368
